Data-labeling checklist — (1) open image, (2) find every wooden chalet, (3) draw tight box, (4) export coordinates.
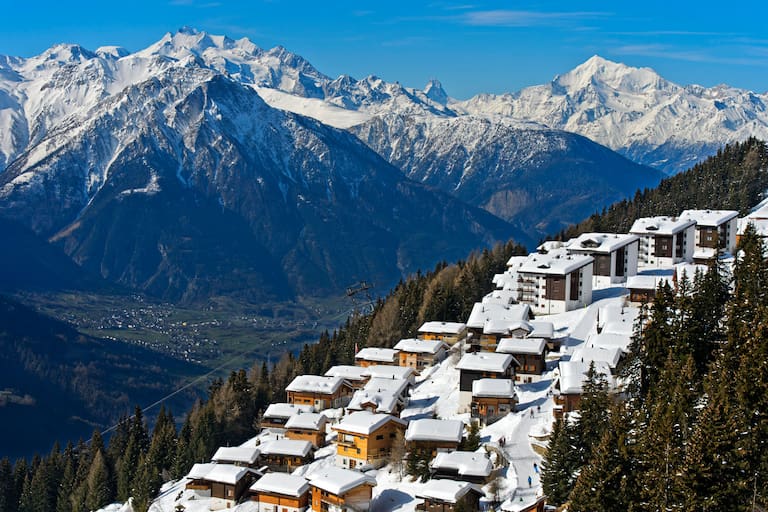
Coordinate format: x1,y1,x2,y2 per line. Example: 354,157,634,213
626,274,672,304
393,338,448,372
324,365,371,389
415,479,483,512
418,321,468,345
465,302,532,352
456,352,516,414
405,418,464,456
186,463,260,505
284,412,328,448
259,439,314,472
260,403,313,430
286,375,354,411
470,378,517,424
429,451,493,484
211,446,260,468
308,467,377,512
249,473,310,512
333,411,407,469
496,337,547,383
354,347,400,367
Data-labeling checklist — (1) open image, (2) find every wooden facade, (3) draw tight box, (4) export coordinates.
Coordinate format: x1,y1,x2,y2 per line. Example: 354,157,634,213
260,452,313,473
251,491,309,512
335,420,406,469
471,395,516,423
286,385,353,411
416,491,482,511
286,427,326,448
310,482,374,512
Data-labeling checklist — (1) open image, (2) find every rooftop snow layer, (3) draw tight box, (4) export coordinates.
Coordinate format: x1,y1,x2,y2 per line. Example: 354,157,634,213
211,446,259,465
286,375,346,394
418,321,467,335
355,347,399,362
324,365,370,381
263,403,314,419
626,274,672,291
284,412,327,431
518,248,594,276
202,464,250,485
405,418,464,443
457,352,515,373
471,378,516,398
430,451,493,477
250,472,310,497
630,216,695,235
566,232,640,253
679,209,738,227
393,338,447,354
416,479,478,502
347,388,403,414
558,360,613,394
365,365,416,381
466,302,531,330
496,337,547,355
571,346,622,369
186,463,216,480
259,439,313,457
333,410,406,435
307,467,377,495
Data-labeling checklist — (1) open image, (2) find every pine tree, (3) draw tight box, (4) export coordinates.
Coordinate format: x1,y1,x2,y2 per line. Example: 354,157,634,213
147,406,177,481
541,419,580,506
131,454,161,512
461,420,481,451
573,362,610,466
85,450,111,512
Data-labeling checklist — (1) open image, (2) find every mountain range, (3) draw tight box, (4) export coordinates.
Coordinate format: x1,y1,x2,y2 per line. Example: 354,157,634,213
1,28,764,301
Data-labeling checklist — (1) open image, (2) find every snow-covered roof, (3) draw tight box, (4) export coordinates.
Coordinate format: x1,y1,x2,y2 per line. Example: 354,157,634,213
250,473,309,497
496,337,547,355
738,218,768,236
355,347,399,363
202,464,250,485
481,289,518,305
263,403,314,419
485,318,532,335
405,419,464,443
457,352,514,373
537,240,567,252
307,467,377,495
517,248,593,276
585,332,632,353
365,365,416,381
284,412,327,431
571,346,622,369
558,360,613,394
259,439,313,458
566,232,639,253
418,321,467,335
530,321,554,339
599,304,639,336
466,302,530,330
211,446,259,465
626,274,673,291
679,209,738,227
630,216,695,235
393,338,447,354
286,375,347,394
347,388,403,414
187,463,216,480
692,248,719,260
416,479,479,503
471,378,516,399
324,365,370,382
333,410,406,435
430,451,493,477
364,377,410,395
506,255,528,268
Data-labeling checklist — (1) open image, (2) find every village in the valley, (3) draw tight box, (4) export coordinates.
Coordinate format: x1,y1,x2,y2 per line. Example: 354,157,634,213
146,203,768,512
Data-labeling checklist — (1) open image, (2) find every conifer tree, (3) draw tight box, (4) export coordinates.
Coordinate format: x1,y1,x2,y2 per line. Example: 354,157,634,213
573,362,610,465
85,450,111,512
0,457,14,512
541,419,580,506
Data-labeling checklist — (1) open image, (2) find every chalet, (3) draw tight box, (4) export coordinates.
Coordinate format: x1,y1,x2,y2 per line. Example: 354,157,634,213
496,337,547,382
626,274,673,304
249,473,310,512
470,378,517,424
365,365,416,384
286,375,353,411
501,497,546,512
630,216,696,268
284,412,328,448
405,418,464,456
185,463,217,497
211,446,260,468
418,321,468,345
393,338,448,372
258,439,314,472
679,209,738,259
554,360,614,417
565,232,640,287
456,352,516,413
308,467,377,512
415,479,483,512
354,347,400,367
465,302,533,351
516,249,593,315
261,403,314,430
571,346,623,371
429,451,493,484
348,377,410,416
187,463,260,506
324,365,371,389
333,411,408,469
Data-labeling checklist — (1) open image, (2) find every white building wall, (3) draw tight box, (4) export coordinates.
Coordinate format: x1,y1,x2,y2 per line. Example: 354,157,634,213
724,218,738,254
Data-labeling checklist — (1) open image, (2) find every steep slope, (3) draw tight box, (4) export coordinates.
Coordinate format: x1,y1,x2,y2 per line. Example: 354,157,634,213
457,55,768,173
352,114,661,236
0,70,515,302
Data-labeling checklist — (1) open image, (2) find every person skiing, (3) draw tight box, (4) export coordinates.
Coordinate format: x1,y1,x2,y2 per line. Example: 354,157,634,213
534,462,539,474
528,475,532,487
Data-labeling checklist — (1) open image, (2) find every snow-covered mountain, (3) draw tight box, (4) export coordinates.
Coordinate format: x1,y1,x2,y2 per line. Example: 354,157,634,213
456,55,768,173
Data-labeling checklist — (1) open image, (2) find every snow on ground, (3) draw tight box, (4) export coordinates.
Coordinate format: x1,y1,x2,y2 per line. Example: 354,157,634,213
401,353,464,421
252,86,371,128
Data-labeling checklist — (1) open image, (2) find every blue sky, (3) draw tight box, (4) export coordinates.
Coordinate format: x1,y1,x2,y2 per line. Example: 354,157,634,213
1,1,767,99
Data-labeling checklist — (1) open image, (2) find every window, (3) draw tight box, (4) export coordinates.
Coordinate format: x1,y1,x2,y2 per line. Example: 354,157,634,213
376,434,384,440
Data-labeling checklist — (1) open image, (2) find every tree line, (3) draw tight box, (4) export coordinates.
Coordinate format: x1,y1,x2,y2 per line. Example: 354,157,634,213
542,225,768,511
